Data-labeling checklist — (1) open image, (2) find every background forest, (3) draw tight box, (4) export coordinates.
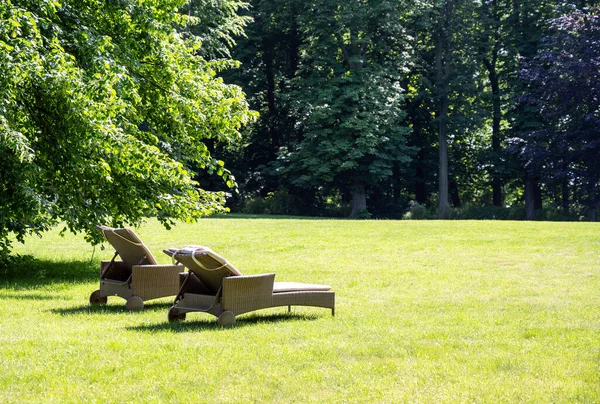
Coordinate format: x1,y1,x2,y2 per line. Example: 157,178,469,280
204,0,599,220
0,0,598,263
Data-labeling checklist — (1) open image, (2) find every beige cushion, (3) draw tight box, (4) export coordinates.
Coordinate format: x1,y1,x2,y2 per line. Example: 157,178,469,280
97,225,157,267
178,246,243,276
168,245,331,294
273,282,332,293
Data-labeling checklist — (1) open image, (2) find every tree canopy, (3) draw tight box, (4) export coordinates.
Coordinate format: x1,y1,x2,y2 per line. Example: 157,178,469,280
0,0,254,260
280,0,413,217
2,1,598,263
221,1,598,221
513,6,600,219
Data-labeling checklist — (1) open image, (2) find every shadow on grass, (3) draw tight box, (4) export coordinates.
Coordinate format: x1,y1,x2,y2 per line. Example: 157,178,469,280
0,255,97,288
209,213,341,221
127,312,321,333
0,291,62,300
49,301,174,316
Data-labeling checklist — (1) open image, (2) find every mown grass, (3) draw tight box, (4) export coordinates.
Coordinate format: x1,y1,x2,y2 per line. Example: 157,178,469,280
1,218,599,403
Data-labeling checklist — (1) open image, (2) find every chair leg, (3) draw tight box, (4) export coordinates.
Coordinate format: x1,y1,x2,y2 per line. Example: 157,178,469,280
218,311,236,327
126,296,144,311
288,305,291,313
89,290,107,305
168,307,187,322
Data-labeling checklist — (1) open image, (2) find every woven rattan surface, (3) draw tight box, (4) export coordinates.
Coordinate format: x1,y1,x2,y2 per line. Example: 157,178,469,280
130,264,182,300
168,246,335,323
171,247,240,293
97,225,157,267
93,226,183,306
100,260,130,282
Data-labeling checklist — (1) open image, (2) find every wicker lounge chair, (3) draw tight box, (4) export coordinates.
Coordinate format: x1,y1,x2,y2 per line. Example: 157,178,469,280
89,226,183,310
165,246,335,326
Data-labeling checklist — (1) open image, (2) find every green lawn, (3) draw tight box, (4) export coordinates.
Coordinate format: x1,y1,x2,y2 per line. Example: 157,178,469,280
1,218,599,403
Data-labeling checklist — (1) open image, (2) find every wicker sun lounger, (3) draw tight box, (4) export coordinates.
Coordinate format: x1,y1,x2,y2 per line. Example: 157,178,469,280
165,246,335,326
89,226,183,310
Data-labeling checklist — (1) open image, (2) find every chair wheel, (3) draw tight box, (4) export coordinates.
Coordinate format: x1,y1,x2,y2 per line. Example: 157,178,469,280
125,296,144,311
168,307,186,322
218,311,236,326
89,290,107,305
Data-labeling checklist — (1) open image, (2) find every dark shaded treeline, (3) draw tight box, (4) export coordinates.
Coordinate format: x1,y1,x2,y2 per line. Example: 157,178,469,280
206,0,599,220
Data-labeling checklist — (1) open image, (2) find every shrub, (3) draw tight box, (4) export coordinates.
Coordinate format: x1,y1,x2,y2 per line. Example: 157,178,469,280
354,209,372,220
242,197,269,214
241,189,307,216
403,201,431,220
447,205,520,220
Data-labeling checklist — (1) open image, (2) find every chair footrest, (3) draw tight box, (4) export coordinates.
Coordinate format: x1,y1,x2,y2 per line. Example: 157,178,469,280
101,278,129,286
178,293,218,311
273,282,332,293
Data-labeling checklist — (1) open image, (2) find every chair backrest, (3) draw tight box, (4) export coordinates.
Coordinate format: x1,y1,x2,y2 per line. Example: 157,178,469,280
169,246,242,293
97,225,157,268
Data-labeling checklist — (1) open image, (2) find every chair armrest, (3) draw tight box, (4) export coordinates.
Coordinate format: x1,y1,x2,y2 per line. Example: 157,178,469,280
220,274,276,315
131,264,183,280
130,264,183,300
222,274,275,299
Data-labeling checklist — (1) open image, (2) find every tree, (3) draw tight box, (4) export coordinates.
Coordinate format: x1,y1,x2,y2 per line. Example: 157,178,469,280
434,0,453,218
181,0,251,59
222,0,305,203
405,0,483,218
514,6,600,219
503,0,561,219
0,0,254,262
282,0,413,218
475,0,513,207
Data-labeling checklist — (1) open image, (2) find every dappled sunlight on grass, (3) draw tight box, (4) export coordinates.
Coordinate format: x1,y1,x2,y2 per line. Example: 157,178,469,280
2,218,599,402
128,312,320,333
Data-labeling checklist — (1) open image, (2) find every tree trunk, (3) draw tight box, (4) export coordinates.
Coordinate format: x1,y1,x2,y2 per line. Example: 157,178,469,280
349,184,367,218
534,181,543,210
487,62,503,206
483,0,503,207
588,186,597,221
409,101,428,204
436,94,450,218
524,174,543,220
561,181,569,215
286,17,300,79
588,208,597,221
525,175,535,220
263,36,278,152
435,2,451,219
450,179,461,207
392,164,402,201
438,120,449,219
415,148,427,204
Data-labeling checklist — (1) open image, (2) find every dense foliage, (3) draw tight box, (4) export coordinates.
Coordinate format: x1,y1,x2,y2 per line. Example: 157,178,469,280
224,1,598,220
514,7,600,219
280,0,413,217
1,1,598,262
0,0,254,261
